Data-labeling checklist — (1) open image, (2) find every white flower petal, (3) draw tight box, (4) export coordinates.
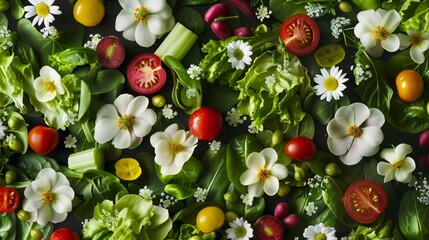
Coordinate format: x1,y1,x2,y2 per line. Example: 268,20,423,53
126,96,149,115
122,24,137,41
133,118,153,137
112,130,132,149
135,22,156,47
363,108,385,128
366,42,384,58
260,148,278,169
401,157,416,173
240,170,259,185
327,117,350,139
395,169,412,183
96,104,119,124
377,161,392,175
150,132,170,147
246,152,265,171
52,185,74,200
114,94,134,116
23,198,43,212
248,182,264,197
398,33,411,49
270,163,287,180
381,34,400,52
360,32,377,49
128,133,143,149
381,148,396,163
410,46,425,64
115,8,137,32
52,194,72,213
394,144,413,161
148,14,167,35
381,10,400,32
37,205,53,225
327,136,353,156
263,176,279,196
94,118,120,143
350,103,370,126
146,0,166,13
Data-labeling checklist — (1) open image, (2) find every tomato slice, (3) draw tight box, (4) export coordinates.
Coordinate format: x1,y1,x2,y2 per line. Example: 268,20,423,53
0,186,19,213
127,53,167,95
280,14,320,56
343,180,388,224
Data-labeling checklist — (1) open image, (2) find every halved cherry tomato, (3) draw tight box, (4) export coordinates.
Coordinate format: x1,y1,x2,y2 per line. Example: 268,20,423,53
28,125,60,155
127,53,167,95
395,69,424,102
0,186,19,213
343,180,388,224
280,14,320,56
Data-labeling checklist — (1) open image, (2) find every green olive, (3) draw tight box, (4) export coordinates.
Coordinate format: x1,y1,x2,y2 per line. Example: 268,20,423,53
339,2,352,13
30,229,43,240
17,210,30,221
7,117,24,130
277,183,291,197
0,0,9,12
271,130,284,146
152,95,166,108
223,191,238,203
8,138,23,152
224,211,239,222
325,162,343,176
294,165,309,182
5,170,17,184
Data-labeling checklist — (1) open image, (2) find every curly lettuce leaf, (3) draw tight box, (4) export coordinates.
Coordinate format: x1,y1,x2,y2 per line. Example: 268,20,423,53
0,52,28,112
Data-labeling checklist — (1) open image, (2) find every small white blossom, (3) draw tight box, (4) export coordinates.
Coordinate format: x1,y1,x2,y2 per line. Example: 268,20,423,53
331,17,351,39
33,66,65,102
64,134,77,149
139,186,155,200
209,140,221,153
227,40,253,70
256,5,272,22
248,122,260,134
186,88,197,99
398,30,429,64
159,193,178,209
225,108,247,127
240,194,253,206
413,174,429,205
276,58,292,74
194,187,208,202
162,104,178,119
265,74,276,88
305,3,326,18
305,202,318,216
303,223,337,240
24,0,62,28
40,26,58,38
187,64,203,80
0,120,7,140
313,66,348,102
353,63,373,84
307,175,323,188
377,144,416,183
226,217,254,240
84,34,102,50
67,111,78,125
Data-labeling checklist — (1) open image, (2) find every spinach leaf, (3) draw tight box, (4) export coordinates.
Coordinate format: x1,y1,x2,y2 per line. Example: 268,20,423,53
269,0,306,21
386,50,418,77
17,152,61,179
174,7,204,35
175,0,216,8
170,157,202,187
0,212,16,240
165,183,196,200
0,12,8,27
386,96,429,133
399,191,429,240
351,0,380,10
283,113,315,139
305,151,333,176
9,0,24,19
226,134,263,193
90,69,125,95
311,96,350,125
49,47,97,74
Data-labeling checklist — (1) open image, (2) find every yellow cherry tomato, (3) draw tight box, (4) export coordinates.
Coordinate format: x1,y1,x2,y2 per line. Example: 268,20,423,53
73,0,105,27
196,206,225,233
395,69,424,102
115,158,142,181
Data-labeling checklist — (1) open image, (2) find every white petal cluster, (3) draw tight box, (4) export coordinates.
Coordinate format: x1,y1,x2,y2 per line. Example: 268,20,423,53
377,144,416,183
33,66,65,102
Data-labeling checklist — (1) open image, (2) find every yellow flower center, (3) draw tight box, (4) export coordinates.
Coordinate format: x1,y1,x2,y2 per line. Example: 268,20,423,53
134,6,149,23
170,143,183,153
117,114,135,130
323,77,339,91
234,49,244,60
235,226,248,238
258,168,270,180
348,125,362,138
392,160,404,169
36,2,50,17
374,26,390,41
42,191,56,204
410,35,422,46
44,81,56,93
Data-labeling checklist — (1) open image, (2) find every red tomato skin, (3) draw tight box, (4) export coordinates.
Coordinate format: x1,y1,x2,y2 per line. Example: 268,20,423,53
127,53,167,95
0,186,19,213
343,180,388,224
50,228,80,240
284,136,316,161
280,13,320,56
28,126,60,155
189,107,223,141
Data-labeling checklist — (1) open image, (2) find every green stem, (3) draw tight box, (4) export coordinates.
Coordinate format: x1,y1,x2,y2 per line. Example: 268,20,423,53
82,121,94,142
214,15,239,22
7,180,31,188
23,221,34,240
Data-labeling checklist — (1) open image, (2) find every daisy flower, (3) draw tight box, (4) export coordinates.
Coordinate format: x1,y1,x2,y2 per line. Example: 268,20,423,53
377,144,416,183
239,148,288,197
353,9,401,57
115,0,175,48
226,217,254,240
313,66,348,102
398,30,429,64
227,40,253,70
303,223,337,240
24,0,62,28
33,66,65,102
327,103,385,165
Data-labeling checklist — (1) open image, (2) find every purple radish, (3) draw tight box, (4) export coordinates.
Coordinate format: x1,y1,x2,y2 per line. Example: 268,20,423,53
254,215,284,240
419,129,429,148
204,3,230,23
282,213,300,229
273,202,289,220
96,36,126,69
228,0,256,17
233,27,252,37
211,21,231,40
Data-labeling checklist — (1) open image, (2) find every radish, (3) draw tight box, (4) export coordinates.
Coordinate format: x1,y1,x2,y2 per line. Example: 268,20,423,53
282,213,300,229
274,202,289,220
204,3,230,23
419,129,429,148
211,21,231,40
228,0,256,17
233,27,252,37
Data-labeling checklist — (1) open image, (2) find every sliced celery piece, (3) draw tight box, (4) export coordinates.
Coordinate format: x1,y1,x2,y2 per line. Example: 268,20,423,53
68,147,105,173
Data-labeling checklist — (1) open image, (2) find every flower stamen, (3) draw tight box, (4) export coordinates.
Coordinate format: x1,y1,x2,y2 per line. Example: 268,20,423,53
374,26,390,40
170,143,183,153
42,191,56,204
118,114,135,130
348,125,362,138
258,168,270,180
134,6,149,23
44,81,56,92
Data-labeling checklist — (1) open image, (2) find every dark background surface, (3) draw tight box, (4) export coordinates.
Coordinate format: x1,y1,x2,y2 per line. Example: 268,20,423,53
9,0,426,236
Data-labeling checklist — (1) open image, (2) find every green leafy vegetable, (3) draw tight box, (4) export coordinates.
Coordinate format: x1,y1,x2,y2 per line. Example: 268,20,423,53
49,47,97,74
398,191,429,240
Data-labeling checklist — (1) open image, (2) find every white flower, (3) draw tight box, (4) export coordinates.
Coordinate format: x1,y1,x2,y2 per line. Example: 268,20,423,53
225,108,247,127
115,0,175,48
194,187,208,202
240,194,253,206
209,140,221,153
305,3,326,18
186,88,197,98
353,63,373,84
84,33,102,49
256,5,272,22
159,192,178,208
398,30,429,64
187,64,202,80
33,66,65,102
248,122,260,134
24,0,62,28
413,174,429,205
239,148,288,197
331,17,351,39
354,9,401,57
150,123,198,175
265,74,276,88
305,202,318,216
94,94,157,149
377,144,416,183
303,223,337,240
226,217,254,240
40,25,58,38
227,40,253,70
22,168,74,225
327,103,385,165
64,134,77,149
139,186,155,200
0,120,7,140
162,104,177,119
313,66,348,102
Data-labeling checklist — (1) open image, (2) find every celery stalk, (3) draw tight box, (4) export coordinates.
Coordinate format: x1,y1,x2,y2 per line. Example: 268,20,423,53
68,147,105,173
155,22,198,62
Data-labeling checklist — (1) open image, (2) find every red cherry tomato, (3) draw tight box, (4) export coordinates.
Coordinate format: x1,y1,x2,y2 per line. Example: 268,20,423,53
280,13,320,56
127,53,166,95
0,186,19,213
28,125,60,155
50,228,80,240
189,107,223,141
343,180,388,224
284,136,316,161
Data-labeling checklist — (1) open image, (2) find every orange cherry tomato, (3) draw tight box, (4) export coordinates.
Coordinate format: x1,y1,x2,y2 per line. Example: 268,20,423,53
196,206,225,233
395,69,424,102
